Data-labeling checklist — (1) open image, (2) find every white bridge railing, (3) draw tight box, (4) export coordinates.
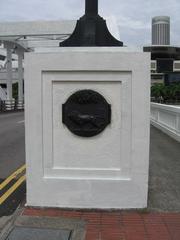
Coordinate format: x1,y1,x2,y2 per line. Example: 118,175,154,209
151,103,180,142
0,100,24,112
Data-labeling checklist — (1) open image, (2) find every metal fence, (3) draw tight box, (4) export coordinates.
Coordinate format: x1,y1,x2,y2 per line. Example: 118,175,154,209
0,100,24,112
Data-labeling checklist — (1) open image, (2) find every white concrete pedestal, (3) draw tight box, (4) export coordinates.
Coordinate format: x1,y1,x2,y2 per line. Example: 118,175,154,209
25,48,150,209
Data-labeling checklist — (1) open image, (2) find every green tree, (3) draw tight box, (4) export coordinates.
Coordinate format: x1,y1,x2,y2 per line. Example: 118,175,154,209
151,84,165,102
151,83,180,104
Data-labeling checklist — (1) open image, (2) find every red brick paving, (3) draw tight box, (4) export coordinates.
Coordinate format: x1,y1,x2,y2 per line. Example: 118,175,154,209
23,208,180,240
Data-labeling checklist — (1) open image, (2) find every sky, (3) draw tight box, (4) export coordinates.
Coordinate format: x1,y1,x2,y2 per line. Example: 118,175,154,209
0,0,180,47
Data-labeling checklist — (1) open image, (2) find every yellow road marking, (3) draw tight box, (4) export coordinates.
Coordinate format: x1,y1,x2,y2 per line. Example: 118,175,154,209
0,164,26,190
0,175,26,205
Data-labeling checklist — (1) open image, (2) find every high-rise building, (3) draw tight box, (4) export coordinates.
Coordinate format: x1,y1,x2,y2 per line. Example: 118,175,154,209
152,16,170,45
144,16,180,85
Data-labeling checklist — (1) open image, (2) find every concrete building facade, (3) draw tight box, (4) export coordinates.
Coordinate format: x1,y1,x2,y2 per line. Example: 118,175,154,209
144,16,180,85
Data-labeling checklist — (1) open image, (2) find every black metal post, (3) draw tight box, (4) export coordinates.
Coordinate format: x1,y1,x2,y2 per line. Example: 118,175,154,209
85,0,98,15
60,0,123,47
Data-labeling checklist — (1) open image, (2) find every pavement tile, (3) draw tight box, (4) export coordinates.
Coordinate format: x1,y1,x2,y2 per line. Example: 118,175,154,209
101,233,126,240
161,213,180,240
124,227,147,240
145,224,171,240
142,213,172,239
142,213,164,223
85,232,100,240
23,208,82,218
22,208,180,240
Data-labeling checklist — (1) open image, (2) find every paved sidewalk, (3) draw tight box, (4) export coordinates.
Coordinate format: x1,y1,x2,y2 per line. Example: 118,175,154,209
23,208,180,240
149,126,180,212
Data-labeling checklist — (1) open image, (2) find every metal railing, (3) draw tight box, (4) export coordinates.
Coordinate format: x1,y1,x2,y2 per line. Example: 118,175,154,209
0,100,24,112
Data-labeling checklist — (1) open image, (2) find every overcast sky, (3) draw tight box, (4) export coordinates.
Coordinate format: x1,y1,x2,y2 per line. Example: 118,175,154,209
0,0,180,47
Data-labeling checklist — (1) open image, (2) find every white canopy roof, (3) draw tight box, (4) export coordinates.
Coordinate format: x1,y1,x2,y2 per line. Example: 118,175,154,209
0,20,76,51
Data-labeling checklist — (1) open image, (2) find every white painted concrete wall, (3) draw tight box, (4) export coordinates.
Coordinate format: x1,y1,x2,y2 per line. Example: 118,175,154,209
151,103,180,142
25,48,150,209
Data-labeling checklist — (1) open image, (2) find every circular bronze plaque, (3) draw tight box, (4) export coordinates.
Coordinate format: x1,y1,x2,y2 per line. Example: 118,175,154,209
62,89,111,137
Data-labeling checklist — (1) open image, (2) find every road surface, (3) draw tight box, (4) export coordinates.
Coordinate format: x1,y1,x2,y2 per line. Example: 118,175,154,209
0,112,25,179
0,112,25,217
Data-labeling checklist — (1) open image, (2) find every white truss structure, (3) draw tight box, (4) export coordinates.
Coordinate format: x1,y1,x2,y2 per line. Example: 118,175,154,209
0,20,75,102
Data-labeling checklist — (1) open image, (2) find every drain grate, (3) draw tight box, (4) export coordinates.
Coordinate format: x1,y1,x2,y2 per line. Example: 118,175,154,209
6,226,72,240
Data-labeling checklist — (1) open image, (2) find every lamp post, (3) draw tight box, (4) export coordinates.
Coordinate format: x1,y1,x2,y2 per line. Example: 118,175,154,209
85,0,98,16
60,0,123,47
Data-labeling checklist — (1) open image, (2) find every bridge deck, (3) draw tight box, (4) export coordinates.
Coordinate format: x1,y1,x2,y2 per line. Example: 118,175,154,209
0,112,180,211
149,126,180,212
